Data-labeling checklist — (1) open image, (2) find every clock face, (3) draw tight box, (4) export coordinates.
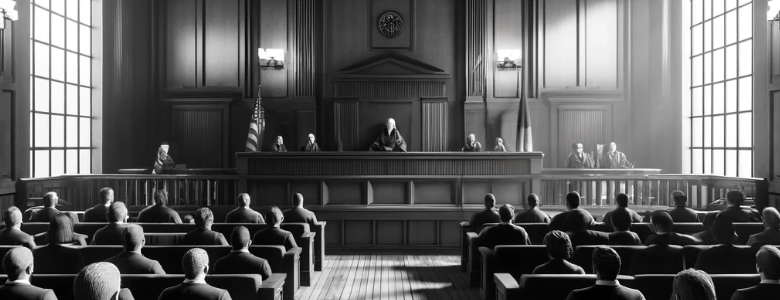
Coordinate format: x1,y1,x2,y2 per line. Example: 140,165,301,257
378,11,403,38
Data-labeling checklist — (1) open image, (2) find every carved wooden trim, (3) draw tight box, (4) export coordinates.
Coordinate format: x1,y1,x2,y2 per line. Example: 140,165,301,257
421,98,447,152
333,81,445,98
466,0,487,97
333,99,359,151
294,0,316,97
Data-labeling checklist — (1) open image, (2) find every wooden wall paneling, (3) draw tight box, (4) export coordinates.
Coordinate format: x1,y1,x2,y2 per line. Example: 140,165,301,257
376,220,404,245
289,181,319,205
324,181,362,205
0,92,11,182
464,103,487,150
164,0,198,89
492,180,523,206
439,220,460,246
407,220,436,246
462,180,491,204
555,104,613,166
466,0,487,97
583,0,619,89
421,98,448,152
772,22,780,84
413,181,453,204
295,110,317,149
167,99,230,168
359,99,415,151
204,0,242,87
344,220,373,245
259,0,288,98
294,0,316,97
249,181,288,206
365,181,374,205
325,219,341,246
371,181,406,204
492,0,522,98
0,18,15,81
541,0,578,88
333,99,359,151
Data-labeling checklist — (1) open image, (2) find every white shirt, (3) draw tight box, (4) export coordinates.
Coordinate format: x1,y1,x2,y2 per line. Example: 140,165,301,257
183,278,207,284
595,279,619,286
231,248,250,253
4,279,31,285
760,279,780,284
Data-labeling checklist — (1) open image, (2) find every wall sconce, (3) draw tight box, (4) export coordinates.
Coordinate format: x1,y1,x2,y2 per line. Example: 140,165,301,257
769,0,780,22
0,0,19,30
258,48,284,70
496,49,521,70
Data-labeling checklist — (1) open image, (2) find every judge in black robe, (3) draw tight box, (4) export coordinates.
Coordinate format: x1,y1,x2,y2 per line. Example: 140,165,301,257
301,133,321,152
369,118,407,152
462,134,482,152
600,142,634,169
566,143,595,168
271,136,287,152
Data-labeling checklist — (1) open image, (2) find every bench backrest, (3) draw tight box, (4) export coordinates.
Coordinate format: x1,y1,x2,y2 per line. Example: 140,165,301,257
493,245,548,279
572,245,646,275
518,274,634,300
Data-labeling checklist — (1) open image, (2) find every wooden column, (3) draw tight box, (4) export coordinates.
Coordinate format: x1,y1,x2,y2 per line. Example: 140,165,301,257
333,99,359,151
421,98,448,152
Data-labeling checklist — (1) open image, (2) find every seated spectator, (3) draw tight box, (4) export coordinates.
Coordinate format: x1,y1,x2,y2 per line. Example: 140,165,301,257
253,207,298,251
73,262,134,300
33,214,86,274
137,189,182,223
565,209,609,248
694,218,755,274
667,190,700,223
30,192,60,222
91,202,130,245
225,193,265,223
533,230,585,274
283,193,319,229
565,246,645,300
692,212,720,245
608,209,642,246
0,247,56,300
644,211,701,246
550,191,596,231
514,193,551,223
747,207,780,248
715,190,762,223
478,204,531,250
469,193,500,232
628,243,685,275
182,208,228,246
603,194,643,228
672,269,716,300
34,212,88,246
0,206,36,248
83,187,114,222
213,226,272,280
105,225,165,274
159,248,232,300
731,245,780,300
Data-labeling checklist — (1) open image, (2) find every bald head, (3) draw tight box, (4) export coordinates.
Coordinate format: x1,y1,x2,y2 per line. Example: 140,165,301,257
3,247,34,280
73,262,121,300
238,193,250,207
231,226,252,250
293,193,304,207
763,207,780,230
107,202,128,223
43,192,58,208
122,225,146,252
3,206,22,228
182,248,210,279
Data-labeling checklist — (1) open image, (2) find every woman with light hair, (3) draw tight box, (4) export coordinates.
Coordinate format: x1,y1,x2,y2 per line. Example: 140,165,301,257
493,137,507,152
462,133,482,152
671,269,716,300
747,207,780,247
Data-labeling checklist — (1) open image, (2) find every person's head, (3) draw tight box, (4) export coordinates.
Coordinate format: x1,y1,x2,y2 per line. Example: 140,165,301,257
672,269,716,300
498,204,515,223
237,193,251,207
756,245,780,280
293,193,305,207
591,246,620,281
3,206,22,228
266,206,284,226
543,230,573,260
157,146,167,160
527,193,539,208
571,143,583,154
276,136,284,145
153,189,168,206
121,225,145,252
43,192,58,208
615,193,629,208
483,193,496,209
609,142,617,152
183,215,194,224
73,262,122,300
726,190,746,206
650,211,674,233
564,209,590,232
194,207,214,229
107,202,128,223
182,248,209,279
386,118,396,131
48,213,75,244
610,209,632,232
467,134,476,144
3,247,34,281
231,226,252,251
672,190,687,207
762,207,780,230
495,137,504,146
711,217,736,245
99,187,114,205
308,133,316,144
565,192,581,210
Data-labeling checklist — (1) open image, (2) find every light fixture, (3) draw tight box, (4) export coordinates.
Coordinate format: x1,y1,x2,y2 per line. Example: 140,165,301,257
0,0,18,30
258,48,285,70
769,0,780,22
496,49,521,69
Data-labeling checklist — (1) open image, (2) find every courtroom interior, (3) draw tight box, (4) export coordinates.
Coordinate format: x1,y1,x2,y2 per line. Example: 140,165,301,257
1,0,780,299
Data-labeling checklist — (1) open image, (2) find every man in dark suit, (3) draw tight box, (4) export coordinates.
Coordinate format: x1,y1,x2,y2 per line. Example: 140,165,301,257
159,248,232,300
716,190,762,223
182,207,229,246
253,207,298,251
747,207,780,248
566,246,645,300
533,230,585,274
667,190,700,222
213,226,272,280
225,193,265,223
83,187,113,222
105,225,165,274
0,206,36,248
469,193,500,232
731,245,780,300
565,209,609,248
30,192,60,222
137,189,182,223
478,204,531,250
0,247,57,300
694,218,755,274
566,142,595,169
73,262,135,300
514,193,551,223
549,192,596,231
91,202,130,245
644,211,701,246
283,193,319,229
608,209,642,245
691,212,723,245
602,194,643,229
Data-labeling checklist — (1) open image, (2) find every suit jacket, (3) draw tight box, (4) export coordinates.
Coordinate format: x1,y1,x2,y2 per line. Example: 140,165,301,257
567,230,610,248
33,244,85,274
608,231,642,246
213,251,272,280
369,129,407,152
566,152,595,169
532,259,585,275
182,228,229,246
478,224,531,250
271,144,287,152
469,209,500,232
83,204,109,222
0,227,36,248
731,283,780,300
283,207,319,229
0,283,57,300
225,207,265,224
747,228,780,248
514,208,551,224
91,223,129,245
667,206,700,223
106,251,166,275
600,151,633,169
301,142,321,152
30,207,59,222
549,209,596,232
602,207,643,228
629,244,685,275
566,284,645,300
462,142,482,152
137,205,182,223
694,244,757,274
158,282,231,300
716,206,762,223
252,227,298,251
643,232,702,246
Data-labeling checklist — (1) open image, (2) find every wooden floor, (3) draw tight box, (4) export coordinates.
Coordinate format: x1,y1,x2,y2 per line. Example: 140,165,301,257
299,254,480,300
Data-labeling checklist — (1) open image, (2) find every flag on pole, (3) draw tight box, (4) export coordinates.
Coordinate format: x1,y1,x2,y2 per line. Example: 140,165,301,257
516,80,533,152
245,85,265,152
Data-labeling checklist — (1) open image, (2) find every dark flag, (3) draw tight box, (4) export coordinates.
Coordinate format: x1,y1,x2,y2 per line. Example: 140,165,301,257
245,85,265,152
516,86,533,152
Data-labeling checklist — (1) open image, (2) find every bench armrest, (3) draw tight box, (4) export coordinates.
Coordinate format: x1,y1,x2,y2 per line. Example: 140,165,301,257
282,247,301,300
467,232,481,287
312,222,326,271
495,273,520,300
460,221,471,228
258,273,286,300
461,222,474,271
480,246,496,296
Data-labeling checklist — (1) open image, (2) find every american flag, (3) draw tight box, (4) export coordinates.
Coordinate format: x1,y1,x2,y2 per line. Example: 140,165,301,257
245,85,265,152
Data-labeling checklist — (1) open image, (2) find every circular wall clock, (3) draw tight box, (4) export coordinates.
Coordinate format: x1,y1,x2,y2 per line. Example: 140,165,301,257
378,11,403,38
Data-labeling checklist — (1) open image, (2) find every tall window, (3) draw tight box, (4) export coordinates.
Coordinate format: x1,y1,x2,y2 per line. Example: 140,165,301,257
30,0,92,177
686,0,753,177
